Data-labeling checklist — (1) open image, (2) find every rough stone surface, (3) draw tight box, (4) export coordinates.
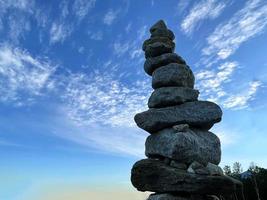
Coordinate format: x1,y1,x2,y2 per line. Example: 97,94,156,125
150,20,168,32
143,38,174,52
147,193,209,200
206,163,224,176
149,20,175,40
195,168,210,175
145,42,175,58
148,87,199,108
131,159,237,195
144,53,186,75
145,128,221,165
134,101,222,133
170,161,187,170
152,63,194,89
173,124,190,132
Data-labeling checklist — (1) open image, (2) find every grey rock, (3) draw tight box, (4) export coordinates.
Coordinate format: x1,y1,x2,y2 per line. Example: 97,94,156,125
149,20,175,40
143,38,174,52
147,193,208,200
131,159,237,195
148,87,199,108
151,29,175,40
152,63,194,89
188,167,195,174
189,161,204,170
145,42,175,58
145,128,221,165
150,20,168,32
173,124,190,132
206,163,224,176
206,195,220,200
144,53,186,75
170,161,187,170
164,157,171,165
134,101,223,133
195,168,210,175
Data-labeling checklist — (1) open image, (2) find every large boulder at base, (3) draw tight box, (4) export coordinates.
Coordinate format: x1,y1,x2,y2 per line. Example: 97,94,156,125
145,42,175,58
148,87,199,108
134,101,222,133
152,63,194,89
147,193,209,200
144,53,186,75
131,159,237,195
145,128,221,165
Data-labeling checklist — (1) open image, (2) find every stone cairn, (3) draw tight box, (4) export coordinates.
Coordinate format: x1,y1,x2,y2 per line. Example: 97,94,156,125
131,20,245,200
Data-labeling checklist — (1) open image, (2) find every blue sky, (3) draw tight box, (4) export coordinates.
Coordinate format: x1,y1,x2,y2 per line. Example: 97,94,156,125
0,0,267,199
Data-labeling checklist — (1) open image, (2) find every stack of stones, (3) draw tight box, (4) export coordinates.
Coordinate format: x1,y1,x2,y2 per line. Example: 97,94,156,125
131,20,244,200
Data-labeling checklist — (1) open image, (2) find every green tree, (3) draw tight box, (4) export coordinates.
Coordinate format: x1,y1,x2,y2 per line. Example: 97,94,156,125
223,165,232,175
232,162,243,175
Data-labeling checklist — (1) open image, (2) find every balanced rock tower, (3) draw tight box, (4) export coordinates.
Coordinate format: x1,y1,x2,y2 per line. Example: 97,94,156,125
131,20,244,200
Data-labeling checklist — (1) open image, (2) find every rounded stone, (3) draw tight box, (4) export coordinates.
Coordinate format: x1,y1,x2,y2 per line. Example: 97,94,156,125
145,42,175,58
145,128,221,165
152,63,195,89
134,101,222,133
144,53,186,75
131,159,237,195
143,37,174,52
148,87,199,108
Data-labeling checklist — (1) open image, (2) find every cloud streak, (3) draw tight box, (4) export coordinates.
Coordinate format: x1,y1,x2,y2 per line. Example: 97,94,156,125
202,0,267,60
181,0,226,35
0,44,56,105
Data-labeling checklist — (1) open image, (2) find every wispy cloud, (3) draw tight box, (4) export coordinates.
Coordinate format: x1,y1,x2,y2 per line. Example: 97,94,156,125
88,30,103,40
0,44,56,105
49,22,73,44
196,62,238,101
202,0,267,60
223,81,261,109
103,9,117,25
196,62,261,110
72,0,96,21
61,71,150,127
181,0,226,35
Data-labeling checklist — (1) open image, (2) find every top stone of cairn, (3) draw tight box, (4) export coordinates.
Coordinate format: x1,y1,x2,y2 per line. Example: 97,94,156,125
149,20,175,40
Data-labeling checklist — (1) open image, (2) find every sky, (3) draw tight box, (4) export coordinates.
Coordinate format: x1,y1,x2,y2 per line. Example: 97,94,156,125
0,0,267,199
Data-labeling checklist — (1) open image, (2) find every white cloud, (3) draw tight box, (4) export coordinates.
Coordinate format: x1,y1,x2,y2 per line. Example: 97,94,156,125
181,0,226,35
72,0,96,20
61,71,151,128
49,22,72,44
196,62,262,110
88,30,103,40
103,10,117,25
196,61,238,100
202,0,267,60
0,44,56,105
223,81,261,109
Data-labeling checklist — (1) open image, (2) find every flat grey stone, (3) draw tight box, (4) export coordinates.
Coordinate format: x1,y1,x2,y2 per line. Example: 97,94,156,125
143,38,174,52
173,124,190,132
147,193,208,200
144,53,186,75
148,87,199,108
145,128,221,165
170,161,187,170
134,101,222,133
152,63,194,89
195,168,210,175
145,42,175,58
131,159,237,195
206,163,224,176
